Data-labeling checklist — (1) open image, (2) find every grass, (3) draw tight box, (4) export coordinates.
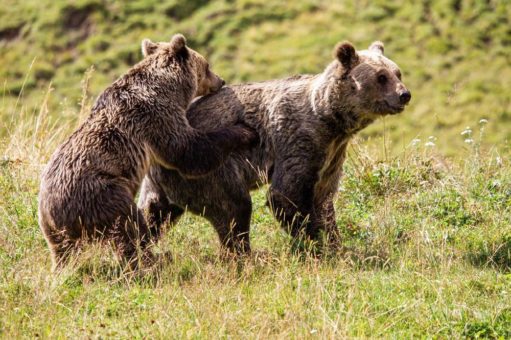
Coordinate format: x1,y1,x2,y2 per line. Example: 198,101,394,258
1,81,511,337
1,0,511,338
1,0,510,155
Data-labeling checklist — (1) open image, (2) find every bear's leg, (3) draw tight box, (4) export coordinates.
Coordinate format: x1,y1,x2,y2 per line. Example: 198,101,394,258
40,220,82,271
210,197,252,255
147,119,257,177
315,195,342,248
146,203,184,240
110,207,155,270
49,239,81,271
268,156,321,241
138,175,184,242
196,190,252,255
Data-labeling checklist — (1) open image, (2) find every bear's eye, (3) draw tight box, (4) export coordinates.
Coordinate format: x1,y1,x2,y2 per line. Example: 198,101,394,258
378,74,387,85
396,71,402,80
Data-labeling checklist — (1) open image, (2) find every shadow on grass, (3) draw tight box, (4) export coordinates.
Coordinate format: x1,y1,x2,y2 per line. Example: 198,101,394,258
287,233,392,271
460,308,511,339
465,233,511,272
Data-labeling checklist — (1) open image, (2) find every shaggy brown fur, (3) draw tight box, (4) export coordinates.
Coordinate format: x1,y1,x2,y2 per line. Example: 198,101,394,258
138,41,411,254
38,34,257,270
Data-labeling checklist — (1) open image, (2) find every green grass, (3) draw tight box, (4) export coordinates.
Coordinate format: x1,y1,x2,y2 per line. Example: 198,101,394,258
1,0,510,154
1,101,511,337
1,0,511,338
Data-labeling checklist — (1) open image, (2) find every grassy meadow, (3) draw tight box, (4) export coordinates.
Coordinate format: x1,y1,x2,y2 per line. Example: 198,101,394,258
1,0,511,338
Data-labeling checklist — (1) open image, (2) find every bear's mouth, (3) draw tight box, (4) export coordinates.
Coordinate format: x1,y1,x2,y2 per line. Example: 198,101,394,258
384,101,405,114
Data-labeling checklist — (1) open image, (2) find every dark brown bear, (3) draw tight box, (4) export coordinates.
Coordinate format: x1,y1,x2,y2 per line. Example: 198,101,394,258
138,41,411,254
38,34,257,270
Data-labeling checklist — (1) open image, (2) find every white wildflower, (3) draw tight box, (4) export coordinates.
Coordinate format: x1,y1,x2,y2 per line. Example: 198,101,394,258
464,138,474,144
422,230,431,244
461,127,472,136
411,138,421,146
496,156,502,166
425,141,435,147
479,118,488,125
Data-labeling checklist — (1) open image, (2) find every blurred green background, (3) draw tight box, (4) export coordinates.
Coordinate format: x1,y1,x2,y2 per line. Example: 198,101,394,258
1,0,510,155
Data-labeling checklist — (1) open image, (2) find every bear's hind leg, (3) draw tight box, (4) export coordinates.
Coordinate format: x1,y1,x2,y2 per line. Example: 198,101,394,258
40,221,82,271
209,196,252,256
49,239,82,271
138,174,184,242
111,207,155,270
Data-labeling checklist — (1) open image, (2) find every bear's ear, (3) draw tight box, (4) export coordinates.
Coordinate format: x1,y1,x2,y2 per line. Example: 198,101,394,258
369,41,384,55
334,41,359,70
170,33,187,53
141,39,158,57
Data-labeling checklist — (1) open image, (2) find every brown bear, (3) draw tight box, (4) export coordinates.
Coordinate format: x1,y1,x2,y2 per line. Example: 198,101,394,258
38,34,257,270
138,40,411,254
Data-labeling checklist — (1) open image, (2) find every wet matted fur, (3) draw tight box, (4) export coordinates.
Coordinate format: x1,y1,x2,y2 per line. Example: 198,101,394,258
39,34,257,270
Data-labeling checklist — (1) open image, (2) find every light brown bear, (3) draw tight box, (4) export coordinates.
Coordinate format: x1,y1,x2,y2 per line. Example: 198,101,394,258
138,40,411,254
38,34,257,269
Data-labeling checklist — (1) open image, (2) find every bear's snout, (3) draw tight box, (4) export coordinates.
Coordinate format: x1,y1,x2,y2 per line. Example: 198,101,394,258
399,90,411,105
212,78,225,91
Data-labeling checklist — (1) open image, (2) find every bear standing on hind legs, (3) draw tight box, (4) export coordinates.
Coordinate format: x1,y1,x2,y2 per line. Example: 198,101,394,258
138,40,411,254
38,34,257,270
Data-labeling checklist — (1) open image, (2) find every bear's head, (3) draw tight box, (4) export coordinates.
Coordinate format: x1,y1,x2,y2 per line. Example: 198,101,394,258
322,41,411,119
141,34,225,97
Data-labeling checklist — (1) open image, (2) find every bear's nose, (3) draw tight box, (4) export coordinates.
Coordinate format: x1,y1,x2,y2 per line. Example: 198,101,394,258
399,90,411,105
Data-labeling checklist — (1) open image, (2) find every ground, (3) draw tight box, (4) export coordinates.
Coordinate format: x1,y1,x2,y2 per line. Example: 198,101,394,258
1,116,511,337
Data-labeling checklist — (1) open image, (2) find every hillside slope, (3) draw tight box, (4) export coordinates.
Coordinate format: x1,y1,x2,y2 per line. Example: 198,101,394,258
1,0,510,154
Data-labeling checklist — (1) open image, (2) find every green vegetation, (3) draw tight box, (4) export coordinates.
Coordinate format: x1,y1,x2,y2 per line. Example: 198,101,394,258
1,0,510,153
1,0,510,338
2,121,511,337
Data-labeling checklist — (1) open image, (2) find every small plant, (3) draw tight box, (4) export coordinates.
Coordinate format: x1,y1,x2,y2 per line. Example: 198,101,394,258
466,232,511,271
